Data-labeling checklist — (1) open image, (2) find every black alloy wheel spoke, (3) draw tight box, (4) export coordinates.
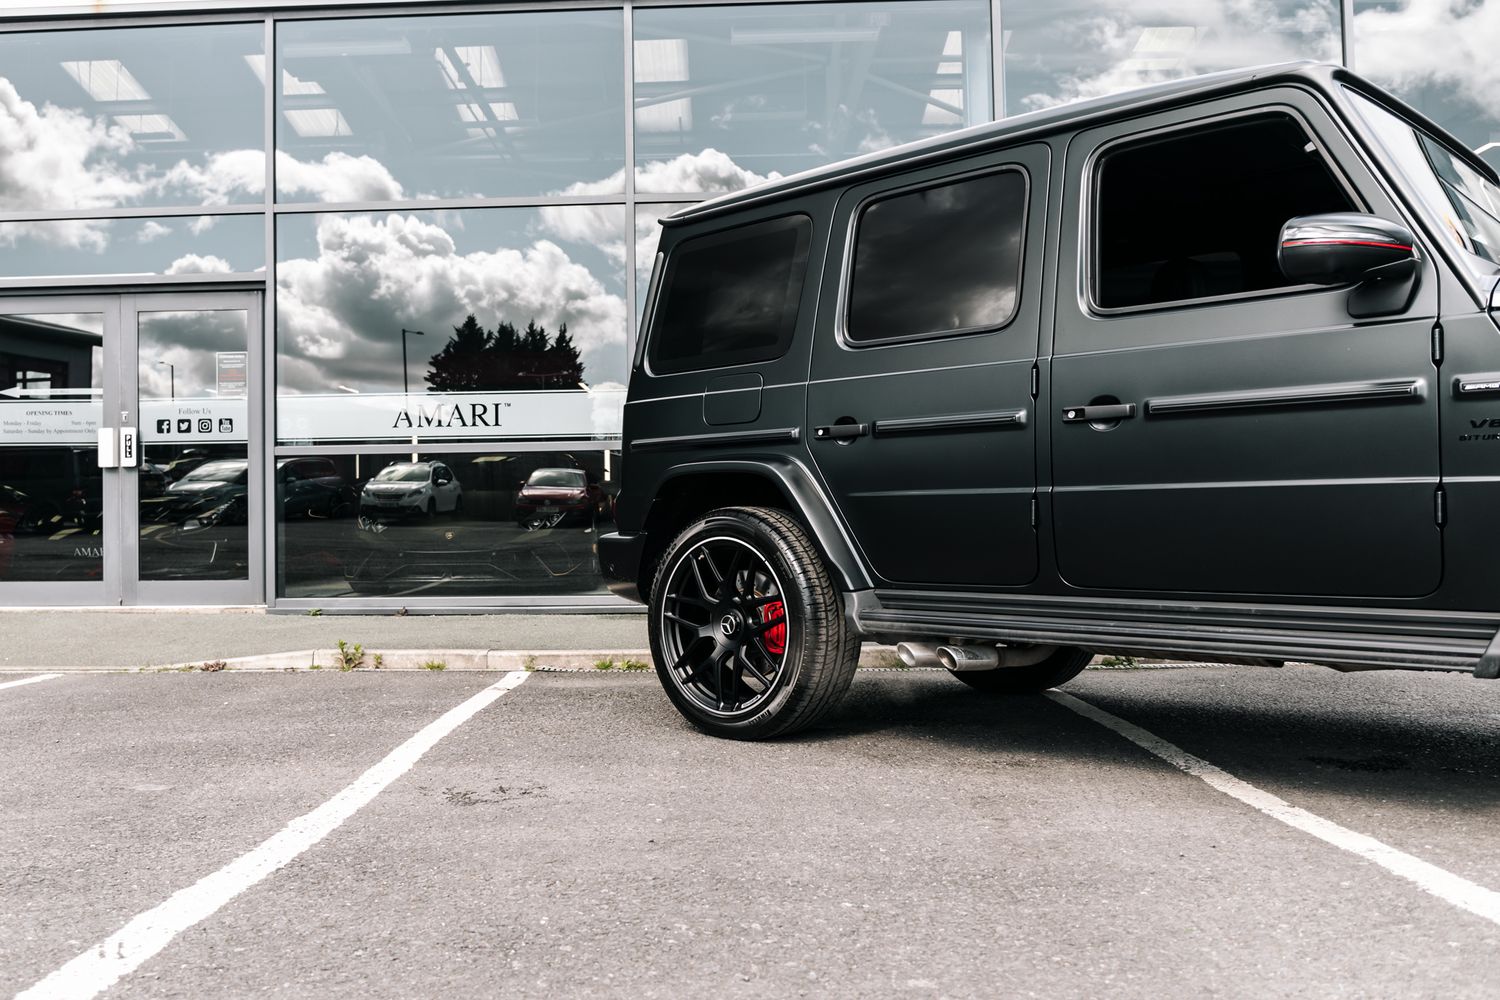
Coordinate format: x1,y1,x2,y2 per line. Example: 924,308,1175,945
737,649,771,688
698,547,725,592
688,556,714,602
751,614,786,637
672,636,713,680
662,609,700,630
670,592,715,611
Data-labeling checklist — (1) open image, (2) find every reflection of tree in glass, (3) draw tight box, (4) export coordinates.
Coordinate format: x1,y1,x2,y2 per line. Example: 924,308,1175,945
424,314,586,392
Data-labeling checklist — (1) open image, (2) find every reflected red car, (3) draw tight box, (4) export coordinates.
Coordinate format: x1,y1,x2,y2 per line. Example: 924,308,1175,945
513,468,602,529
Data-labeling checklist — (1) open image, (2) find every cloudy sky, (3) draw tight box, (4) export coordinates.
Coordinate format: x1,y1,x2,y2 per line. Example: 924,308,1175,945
274,208,631,398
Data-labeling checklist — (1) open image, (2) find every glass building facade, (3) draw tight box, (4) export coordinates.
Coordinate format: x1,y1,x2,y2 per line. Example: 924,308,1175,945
0,0,1494,610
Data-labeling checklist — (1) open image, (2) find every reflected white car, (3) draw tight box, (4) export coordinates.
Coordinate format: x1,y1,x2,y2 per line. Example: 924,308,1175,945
358,461,462,517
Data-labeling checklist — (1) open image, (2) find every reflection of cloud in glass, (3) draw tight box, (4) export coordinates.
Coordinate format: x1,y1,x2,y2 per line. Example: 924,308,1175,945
1355,0,1500,143
166,254,235,276
0,78,140,248
138,310,249,400
277,213,627,396
1013,1,1339,111
542,149,778,267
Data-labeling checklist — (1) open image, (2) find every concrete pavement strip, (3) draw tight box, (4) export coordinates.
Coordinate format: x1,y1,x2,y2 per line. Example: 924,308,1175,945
0,647,1209,673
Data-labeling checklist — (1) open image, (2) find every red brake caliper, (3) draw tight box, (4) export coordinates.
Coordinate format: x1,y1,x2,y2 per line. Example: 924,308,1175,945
761,601,786,656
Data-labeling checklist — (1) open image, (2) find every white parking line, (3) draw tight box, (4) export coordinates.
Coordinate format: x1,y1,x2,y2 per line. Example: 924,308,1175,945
15,670,532,1000
1047,689,1500,928
0,674,61,692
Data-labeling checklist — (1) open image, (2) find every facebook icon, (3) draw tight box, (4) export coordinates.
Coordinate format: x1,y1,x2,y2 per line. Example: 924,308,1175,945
156,419,171,434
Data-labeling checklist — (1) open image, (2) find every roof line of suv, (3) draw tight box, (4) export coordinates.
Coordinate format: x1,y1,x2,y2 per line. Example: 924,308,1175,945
666,62,1495,228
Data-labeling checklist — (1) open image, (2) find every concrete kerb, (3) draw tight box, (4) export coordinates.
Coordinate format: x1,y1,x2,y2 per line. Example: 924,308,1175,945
0,646,1217,674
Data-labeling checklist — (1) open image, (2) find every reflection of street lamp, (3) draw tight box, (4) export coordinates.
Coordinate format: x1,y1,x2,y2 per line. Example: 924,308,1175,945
156,359,175,400
400,328,424,396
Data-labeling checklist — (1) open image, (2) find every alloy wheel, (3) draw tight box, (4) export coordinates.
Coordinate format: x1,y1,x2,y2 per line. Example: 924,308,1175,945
657,535,789,718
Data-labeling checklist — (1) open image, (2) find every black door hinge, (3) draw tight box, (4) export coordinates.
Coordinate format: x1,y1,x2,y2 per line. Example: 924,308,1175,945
1432,322,1444,366
1030,363,1039,399
1435,486,1448,527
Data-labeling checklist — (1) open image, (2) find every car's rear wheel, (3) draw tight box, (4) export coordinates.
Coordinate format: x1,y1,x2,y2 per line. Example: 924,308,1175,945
649,507,859,740
948,647,1092,695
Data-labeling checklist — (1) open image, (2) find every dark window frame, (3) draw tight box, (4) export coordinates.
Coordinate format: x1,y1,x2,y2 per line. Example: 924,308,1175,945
1085,106,1366,317
838,163,1031,348
645,213,814,377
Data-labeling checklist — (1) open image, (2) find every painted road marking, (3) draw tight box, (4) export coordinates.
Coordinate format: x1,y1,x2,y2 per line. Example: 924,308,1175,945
1047,690,1500,928
0,674,61,692
15,670,532,1000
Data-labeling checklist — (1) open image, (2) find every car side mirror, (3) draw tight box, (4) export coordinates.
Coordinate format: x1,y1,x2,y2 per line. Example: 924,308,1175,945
1278,212,1419,318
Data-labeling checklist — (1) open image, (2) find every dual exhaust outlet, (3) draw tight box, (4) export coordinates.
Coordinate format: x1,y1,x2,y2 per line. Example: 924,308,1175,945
895,641,1057,672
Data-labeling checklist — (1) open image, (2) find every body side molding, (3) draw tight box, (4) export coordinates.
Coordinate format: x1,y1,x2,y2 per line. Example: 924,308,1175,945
873,409,1028,437
1146,377,1424,417
631,427,800,453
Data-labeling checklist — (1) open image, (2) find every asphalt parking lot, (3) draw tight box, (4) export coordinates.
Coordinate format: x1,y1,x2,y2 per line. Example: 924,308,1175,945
3,664,1498,999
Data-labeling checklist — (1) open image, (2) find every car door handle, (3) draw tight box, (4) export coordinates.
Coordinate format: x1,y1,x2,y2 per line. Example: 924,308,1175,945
1061,403,1136,423
812,423,870,441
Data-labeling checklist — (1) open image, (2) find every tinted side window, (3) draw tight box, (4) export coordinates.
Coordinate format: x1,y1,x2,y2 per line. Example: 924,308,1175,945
1094,114,1357,310
847,169,1027,343
649,215,812,375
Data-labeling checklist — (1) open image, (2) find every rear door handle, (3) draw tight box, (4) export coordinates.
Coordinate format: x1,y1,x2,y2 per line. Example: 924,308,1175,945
812,423,869,441
1061,403,1136,423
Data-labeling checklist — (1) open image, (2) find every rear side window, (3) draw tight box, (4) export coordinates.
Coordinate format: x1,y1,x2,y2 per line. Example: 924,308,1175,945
648,215,812,375
846,169,1028,344
1094,113,1357,310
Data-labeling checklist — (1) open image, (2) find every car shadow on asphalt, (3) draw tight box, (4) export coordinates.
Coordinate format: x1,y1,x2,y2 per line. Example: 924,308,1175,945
795,669,1500,812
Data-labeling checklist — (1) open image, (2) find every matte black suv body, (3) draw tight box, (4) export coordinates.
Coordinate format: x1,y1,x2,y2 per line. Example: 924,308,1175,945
599,63,1500,739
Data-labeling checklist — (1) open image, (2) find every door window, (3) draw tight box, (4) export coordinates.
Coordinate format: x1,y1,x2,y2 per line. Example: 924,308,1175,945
846,168,1027,344
1093,113,1357,310
0,312,105,584
648,215,812,375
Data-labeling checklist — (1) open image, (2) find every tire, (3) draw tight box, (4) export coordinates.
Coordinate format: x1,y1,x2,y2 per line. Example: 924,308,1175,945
426,499,436,517
648,506,860,740
949,647,1092,695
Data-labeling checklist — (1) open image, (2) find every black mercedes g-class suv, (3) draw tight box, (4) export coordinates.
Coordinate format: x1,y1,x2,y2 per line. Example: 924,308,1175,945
599,63,1500,740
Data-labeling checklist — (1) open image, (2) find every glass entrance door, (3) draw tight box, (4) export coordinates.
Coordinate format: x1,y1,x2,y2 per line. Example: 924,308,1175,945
0,298,114,605
0,292,261,606
128,293,261,604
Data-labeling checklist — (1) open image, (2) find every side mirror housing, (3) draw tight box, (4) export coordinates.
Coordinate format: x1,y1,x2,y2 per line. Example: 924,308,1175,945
1278,213,1420,318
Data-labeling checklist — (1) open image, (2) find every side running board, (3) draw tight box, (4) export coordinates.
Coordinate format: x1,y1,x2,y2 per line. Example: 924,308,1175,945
1475,628,1500,679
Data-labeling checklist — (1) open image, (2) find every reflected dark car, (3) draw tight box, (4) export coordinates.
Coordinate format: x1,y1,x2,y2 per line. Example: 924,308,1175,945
144,457,355,523
344,516,597,595
138,494,249,580
139,462,171,498
279,458,356,520
513,468,602,529
139,459,249,579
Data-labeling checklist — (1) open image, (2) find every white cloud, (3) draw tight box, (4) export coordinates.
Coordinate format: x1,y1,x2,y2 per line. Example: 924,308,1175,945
136,221,172,243
1021,1,1339,111
1354,0,1500,125
0,77,141,249
274,152,405,203
166,254,235,275
0,69,406,253
540,149,779,266
276,213,627,395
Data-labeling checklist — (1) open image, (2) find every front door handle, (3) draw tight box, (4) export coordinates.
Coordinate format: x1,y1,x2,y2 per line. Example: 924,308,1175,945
1061,403,1136,423
813,422,869,441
